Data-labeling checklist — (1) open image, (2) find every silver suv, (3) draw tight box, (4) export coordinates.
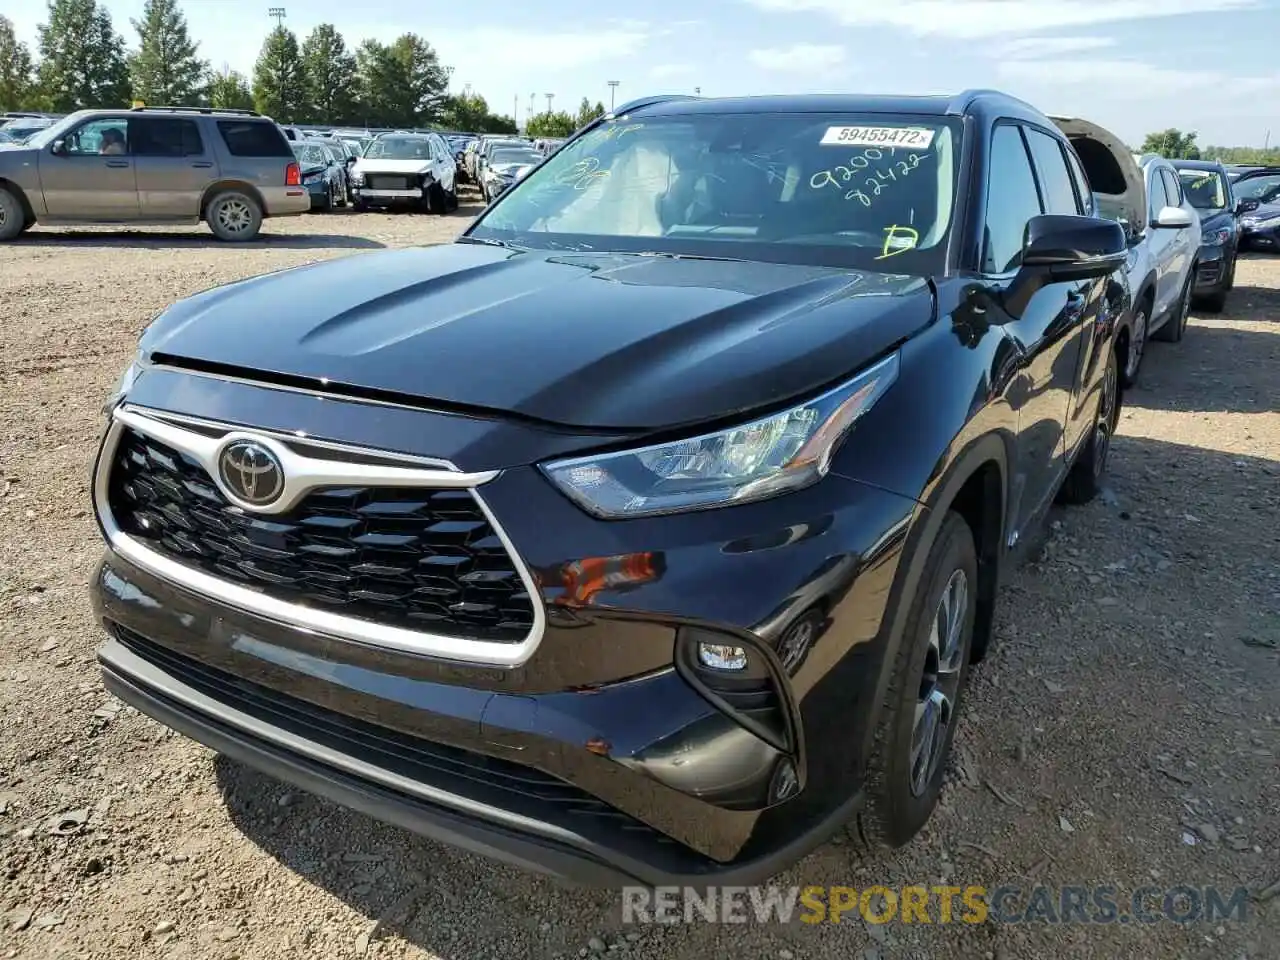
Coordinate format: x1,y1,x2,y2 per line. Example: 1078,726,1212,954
0,106,311,242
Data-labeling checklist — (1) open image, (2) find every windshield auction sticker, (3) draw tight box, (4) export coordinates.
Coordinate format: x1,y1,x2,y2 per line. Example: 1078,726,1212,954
821,126,936,148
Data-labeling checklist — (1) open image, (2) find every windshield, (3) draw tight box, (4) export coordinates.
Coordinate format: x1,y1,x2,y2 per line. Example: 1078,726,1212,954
1178,169,1227,210
484,140,524,156
469,111,960,270
491,148,541,166
365,136,433,160
292,144,330,166
1234,173,1280,203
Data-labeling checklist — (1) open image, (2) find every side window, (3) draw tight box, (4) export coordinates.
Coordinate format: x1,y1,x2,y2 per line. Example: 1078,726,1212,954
216,120,294,158
131,118,204,158
1148,168,1169,217
984,124,1044,274
65,118,129,157
1160,169,1183,207
1025,129,1081,216
1063,143,1094,217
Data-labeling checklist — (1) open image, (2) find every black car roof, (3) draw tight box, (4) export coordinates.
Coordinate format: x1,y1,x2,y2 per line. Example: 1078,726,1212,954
625,89,1046,123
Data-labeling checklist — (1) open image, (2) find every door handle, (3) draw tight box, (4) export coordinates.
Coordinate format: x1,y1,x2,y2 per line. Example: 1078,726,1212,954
191,161,214,168
104,160,129,168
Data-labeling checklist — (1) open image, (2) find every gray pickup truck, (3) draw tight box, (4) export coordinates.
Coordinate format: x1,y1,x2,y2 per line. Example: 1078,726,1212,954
0,106,311,242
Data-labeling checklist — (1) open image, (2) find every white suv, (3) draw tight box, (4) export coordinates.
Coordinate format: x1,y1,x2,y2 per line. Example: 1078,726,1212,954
1052,118,1199,385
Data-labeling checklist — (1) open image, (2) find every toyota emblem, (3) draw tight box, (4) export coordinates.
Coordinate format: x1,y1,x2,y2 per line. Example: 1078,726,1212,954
218,440,285,508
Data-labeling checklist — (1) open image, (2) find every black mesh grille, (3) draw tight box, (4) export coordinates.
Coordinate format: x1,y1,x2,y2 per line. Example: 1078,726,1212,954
365,174,414,190
106,427,536,642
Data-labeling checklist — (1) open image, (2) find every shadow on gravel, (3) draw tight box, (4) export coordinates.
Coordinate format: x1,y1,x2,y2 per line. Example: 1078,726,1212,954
1127,324,1279,414
13,230,387,250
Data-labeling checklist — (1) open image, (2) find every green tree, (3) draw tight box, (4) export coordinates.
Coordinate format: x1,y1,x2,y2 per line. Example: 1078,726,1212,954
252,25,304,120
574,97,605,129
1202,144,1280,165
206,65,253,111
0,15,36,111
353,39,401,126
1139,128,1201,160
36,0,131,111
486,113,518,134
128,0,206,105
526,110,575,138
300,24,355,124
390,33,449,123
441,91,489,130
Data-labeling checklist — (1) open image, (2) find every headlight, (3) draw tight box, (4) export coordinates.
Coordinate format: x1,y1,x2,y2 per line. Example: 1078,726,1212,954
103,360,140,414
350,172,364,185
542,353,900,518
1202,226,1231,245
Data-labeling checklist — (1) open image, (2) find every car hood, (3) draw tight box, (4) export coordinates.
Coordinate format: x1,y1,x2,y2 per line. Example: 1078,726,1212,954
140,244,933,431
1050,116,1146,231
1194,207,1233,230
1241,201,1280,222
299,163,327,177
354,159,432,175
491,163,535,178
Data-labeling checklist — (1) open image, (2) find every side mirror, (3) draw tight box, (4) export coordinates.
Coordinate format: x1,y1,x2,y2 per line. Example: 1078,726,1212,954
1151,205,1194,229
1237,198,1260,214
51,139,67,155
1003,214,1127,318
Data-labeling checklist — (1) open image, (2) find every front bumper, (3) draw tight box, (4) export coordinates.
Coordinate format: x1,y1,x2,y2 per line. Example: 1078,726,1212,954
89,374,919,884
1193,245,1228,292
353,186,426,205
1239,222,1280,249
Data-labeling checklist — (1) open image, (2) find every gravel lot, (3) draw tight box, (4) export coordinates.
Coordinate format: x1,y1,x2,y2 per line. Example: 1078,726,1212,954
1,197,1277,960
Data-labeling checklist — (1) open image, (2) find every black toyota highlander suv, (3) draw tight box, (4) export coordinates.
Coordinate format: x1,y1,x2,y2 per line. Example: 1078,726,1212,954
91,90,1128,886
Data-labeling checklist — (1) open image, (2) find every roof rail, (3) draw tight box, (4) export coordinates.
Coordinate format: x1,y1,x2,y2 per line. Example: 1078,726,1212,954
607,94,703,118
129,105,261,117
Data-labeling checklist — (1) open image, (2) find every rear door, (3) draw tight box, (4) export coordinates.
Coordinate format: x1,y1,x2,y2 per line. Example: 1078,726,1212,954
130,116,212,219
37,116,140,219
1146,168,1176,316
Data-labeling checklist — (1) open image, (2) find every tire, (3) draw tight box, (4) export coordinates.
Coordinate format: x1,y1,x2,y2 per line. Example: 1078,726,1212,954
1121,300,1149,389
427,182,447,215
853,511,978,849
353,199,368,213
206,190,263,242
1225,253,1236,291
1152,274,1192,343
0,186,25,241
317,185,333,213
445,186,459,213
1196,287,1227,313
1060,345,1119,505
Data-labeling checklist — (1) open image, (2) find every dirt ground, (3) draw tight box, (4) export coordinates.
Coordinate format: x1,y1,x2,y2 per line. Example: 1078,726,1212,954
1,197,1276,960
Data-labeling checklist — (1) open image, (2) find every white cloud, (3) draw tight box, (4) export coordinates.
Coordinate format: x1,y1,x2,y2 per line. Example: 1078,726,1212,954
650,64,695,80
743,0,1257,39
748,44,846,72
998,56,1280,104
998,36,1117,59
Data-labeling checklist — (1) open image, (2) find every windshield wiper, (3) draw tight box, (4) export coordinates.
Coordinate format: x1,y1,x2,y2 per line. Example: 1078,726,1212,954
629,250,752,263
456,236,526,252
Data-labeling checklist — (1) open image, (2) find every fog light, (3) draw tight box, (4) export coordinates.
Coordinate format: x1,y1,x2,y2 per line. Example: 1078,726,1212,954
697,643,748,671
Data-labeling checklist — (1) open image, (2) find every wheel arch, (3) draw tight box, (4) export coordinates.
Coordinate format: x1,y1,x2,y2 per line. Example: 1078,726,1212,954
199,180,266,221
0,178,37,226
858,431,1012,760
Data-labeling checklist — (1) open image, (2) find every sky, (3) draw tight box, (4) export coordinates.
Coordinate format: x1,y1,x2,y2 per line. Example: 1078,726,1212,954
8,0,1280,145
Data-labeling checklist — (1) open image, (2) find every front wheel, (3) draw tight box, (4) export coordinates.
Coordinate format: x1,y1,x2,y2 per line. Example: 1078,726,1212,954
853,511,977,849
1152,274,1192,343
1060,345,1119,505
206,191,263,242
0,187,27,241
1121,303,1148,388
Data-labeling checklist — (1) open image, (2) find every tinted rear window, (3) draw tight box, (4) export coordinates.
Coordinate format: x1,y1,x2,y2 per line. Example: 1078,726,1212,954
216,121,293,158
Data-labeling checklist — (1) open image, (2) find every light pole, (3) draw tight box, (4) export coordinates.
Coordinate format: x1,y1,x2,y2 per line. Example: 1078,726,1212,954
529,92,536,118
694,86,701,95
268,8,286,115
607,80,619,112
545,93,554,115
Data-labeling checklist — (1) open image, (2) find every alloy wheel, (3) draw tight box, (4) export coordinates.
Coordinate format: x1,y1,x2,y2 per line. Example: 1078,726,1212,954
1092,353,1118,479
216,199,252,235
909,569,968,797
1126,308,1147,381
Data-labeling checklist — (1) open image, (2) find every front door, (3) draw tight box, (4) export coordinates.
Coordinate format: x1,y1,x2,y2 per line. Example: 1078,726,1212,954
130,116,213,219
982,123,1088,542
1146,167,1177,317
37,117,139,220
